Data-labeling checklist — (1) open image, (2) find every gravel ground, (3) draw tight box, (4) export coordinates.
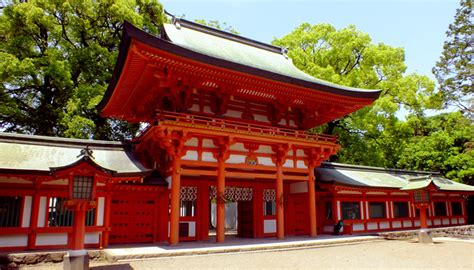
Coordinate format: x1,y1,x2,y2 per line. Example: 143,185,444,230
20,239,474,270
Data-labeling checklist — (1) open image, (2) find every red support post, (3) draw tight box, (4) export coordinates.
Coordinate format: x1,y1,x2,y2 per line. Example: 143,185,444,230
308,165,317,237
169,155,182,246
276,161,285,240
216,157,226,243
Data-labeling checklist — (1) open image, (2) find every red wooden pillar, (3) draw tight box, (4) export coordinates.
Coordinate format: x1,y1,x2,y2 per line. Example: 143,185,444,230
419,205,428,229
72,208,87,250
27,190,40,249
197,184,210,241
308,165,317,237
276,161,285,239
253,188,264,238
101,186,112,248
216,157,226,243
169,155,182,246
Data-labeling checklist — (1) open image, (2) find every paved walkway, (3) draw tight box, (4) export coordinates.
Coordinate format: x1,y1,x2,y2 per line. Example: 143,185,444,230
103,234,381,261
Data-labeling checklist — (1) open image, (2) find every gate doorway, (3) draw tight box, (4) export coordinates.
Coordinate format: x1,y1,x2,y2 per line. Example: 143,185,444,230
209,186,254,238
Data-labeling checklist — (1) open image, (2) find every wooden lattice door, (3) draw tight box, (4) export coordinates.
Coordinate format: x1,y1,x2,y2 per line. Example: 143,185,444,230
109,194,156,244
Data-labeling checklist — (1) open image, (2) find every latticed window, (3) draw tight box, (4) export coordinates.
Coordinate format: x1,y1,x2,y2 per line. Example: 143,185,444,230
369,202,386,219
263,189,276,216
451,202,462,216
263,201,276,216
393,202,409,218
434,202,447,216
72,176,94,199
0,196,22,227
48,197,95,227
341,202,361,220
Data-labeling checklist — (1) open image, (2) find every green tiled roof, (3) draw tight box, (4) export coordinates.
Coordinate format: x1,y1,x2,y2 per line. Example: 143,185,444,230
317,162,474,192
163,22,380,95
0,133,150,176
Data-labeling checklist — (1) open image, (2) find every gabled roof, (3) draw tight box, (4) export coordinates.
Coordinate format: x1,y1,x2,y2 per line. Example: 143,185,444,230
0,133,150,177
161,19,381,98
97,19,381,125
316,162,474,192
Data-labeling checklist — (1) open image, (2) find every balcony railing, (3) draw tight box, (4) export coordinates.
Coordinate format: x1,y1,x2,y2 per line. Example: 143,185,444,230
155,111,337,144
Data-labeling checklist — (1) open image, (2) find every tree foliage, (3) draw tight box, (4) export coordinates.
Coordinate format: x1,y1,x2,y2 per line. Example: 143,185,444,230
433,0,473,117
273,22,473,184
0,0,164,139
194,19,240,35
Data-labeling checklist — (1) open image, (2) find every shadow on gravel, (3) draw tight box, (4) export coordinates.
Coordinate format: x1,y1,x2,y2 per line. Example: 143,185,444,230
91,264,134,270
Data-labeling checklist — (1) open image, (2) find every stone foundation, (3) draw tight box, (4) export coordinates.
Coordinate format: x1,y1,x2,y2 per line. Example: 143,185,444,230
379,225,474,240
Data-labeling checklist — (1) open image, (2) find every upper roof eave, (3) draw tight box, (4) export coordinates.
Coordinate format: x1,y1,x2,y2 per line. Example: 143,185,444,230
97,21,381,112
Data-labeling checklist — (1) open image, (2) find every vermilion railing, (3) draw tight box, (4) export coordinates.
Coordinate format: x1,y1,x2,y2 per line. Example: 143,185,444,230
155,111,337,143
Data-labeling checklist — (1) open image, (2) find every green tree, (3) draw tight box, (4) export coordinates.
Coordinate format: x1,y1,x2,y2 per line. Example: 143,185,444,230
0,0,164,139
433,0,473,117
194,19,239,35
397,112,474,185
273,23,442,168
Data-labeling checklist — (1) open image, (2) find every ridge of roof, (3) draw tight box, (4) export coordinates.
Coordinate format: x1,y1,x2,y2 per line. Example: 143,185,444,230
0,132,131,150
167,14,284,54
319,161,442,176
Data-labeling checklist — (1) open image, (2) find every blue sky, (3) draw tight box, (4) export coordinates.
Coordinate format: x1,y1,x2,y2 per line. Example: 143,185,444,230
161,0,459,81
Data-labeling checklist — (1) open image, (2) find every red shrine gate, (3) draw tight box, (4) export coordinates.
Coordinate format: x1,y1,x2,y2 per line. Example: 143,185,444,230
97,19,380,245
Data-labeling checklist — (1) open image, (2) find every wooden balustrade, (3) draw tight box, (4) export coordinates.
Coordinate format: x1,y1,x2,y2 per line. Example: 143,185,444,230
155,111,337,144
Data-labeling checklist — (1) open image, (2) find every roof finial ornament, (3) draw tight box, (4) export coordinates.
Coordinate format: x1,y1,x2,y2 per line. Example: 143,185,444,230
172,16,181,30
281,47,289,59
77,146,94,159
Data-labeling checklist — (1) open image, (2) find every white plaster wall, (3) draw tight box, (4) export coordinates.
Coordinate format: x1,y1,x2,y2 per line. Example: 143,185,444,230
352,223,365,231
202,152,217,162
37,196,47,227
460,218,465,224
338,190,362,195
296,160,307,169
254,114,269,123
403,220,412,227
337,201,341,220
255,145,273,154
290,182,308,194
189,222,196,237
189,104,200,112
380,222,390,229
203,105,212,114
227,154,246,164
36,233,68,246
97,197,105,226
366,192,387,195
22,196,32,228
85,232,100,244
392,221,402,228
367,222,377,230
451,218,458,224
414,220,420,227
278,119,286,125
442,218,449,225
282,160,293,168
427,220,433,226
182,150,198,161
0,177,32,184
184,138,198,147
434,219,441,226
202,139,216,148
257,157,274,166
230,142,246,151
225,110,242,118
43,179,68,185
264,219,276,233
288,120,296,127
0,235,28,247
295,150,305,157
